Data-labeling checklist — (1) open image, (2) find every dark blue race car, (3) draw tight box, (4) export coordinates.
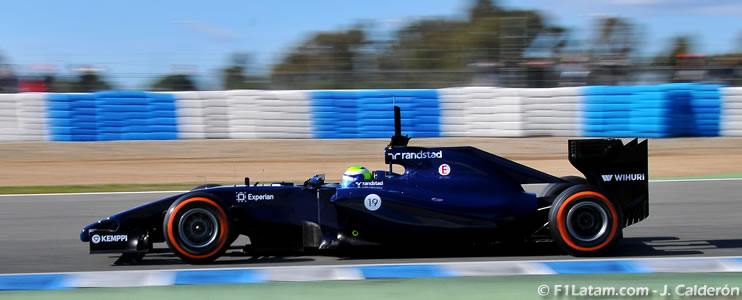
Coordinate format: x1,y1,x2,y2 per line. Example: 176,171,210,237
81,106,648,264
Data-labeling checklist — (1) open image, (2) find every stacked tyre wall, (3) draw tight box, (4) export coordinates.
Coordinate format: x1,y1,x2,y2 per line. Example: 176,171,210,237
521,87,581,137
439,87,523,137
0,93,47,141
311,90,440,138
581,84,722,138
0,84,738,141
45,91,178,141
722,87,742,136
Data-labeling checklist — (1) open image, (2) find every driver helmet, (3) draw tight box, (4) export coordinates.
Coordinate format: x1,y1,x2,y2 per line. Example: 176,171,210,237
341,165,372,188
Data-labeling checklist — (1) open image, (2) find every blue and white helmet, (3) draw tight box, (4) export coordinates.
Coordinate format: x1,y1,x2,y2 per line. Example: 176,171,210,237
341,165,372,188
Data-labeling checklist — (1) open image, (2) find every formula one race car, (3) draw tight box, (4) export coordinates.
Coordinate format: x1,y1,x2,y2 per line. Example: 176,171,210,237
81,106,648,264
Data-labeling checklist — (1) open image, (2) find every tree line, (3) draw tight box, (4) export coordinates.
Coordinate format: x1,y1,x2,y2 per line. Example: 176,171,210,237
2,0,741,92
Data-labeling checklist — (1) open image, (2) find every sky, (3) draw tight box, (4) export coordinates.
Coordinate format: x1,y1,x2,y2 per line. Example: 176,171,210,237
1,0,741,89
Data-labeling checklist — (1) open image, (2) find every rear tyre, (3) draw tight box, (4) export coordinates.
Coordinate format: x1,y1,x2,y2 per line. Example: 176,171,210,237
163,193,231,264
548,185,622,256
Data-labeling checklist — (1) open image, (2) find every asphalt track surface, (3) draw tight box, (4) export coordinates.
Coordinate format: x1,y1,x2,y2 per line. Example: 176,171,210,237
1,179,741,274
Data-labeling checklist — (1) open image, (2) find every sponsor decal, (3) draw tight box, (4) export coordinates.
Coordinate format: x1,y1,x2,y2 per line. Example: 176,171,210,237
354,181,384,188
364,194,382,211
601,173,646,182
438,164,451,176
236,192,275,203
387,150,443,160
91,234,127,244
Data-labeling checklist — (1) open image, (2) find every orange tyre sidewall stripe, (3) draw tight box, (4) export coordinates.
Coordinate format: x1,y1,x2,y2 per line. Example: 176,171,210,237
556,191,618,252
167,197,228,259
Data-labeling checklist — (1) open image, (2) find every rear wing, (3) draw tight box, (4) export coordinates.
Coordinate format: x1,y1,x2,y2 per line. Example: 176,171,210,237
568,139,649,227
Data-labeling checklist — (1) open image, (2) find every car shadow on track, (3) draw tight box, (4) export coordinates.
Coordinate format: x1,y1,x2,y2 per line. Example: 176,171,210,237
106,246,317,266
332,243,564,260
611,236,742,257
330,236,742,260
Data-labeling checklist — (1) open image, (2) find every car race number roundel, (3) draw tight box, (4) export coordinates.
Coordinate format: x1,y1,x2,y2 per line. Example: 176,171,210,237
438,164,451,176
364,194,382,211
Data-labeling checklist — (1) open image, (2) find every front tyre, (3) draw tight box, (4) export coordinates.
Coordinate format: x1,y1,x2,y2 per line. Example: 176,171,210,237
548,185,622,256
163,193,231,264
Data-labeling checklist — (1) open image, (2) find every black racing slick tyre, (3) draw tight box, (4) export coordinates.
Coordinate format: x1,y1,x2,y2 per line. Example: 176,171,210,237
163,193,232,264
548,185,622,256
539,176,587,200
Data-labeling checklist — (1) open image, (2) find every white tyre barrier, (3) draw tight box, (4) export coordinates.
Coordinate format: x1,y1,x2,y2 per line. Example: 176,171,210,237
174,92,207,139
465,114,523,123
270,90,307,101
722,88,742,136
198,91,231,139
466,106,522,115
439,116,470,125
178,132,206,139
203,119,230,127
441,109,471,119
0,94,17,141
525,116,578,124
229,132,258,139
440,124,469,133
724,101,742,110
226,90,311,139
491,88,521,97
526,110,579,119
522,87,580,136
177,124,206,132
439,102,466,111
177,116,207,127
15,93,47,141
176,107,207,118
523,103,579,111
439,87,526,137
4,85,737,141
257,120,311,127
228,118,256,127
721,87,742,97
254,126,310,133
227,89,262,97
253,112,308,121
253,132,309,139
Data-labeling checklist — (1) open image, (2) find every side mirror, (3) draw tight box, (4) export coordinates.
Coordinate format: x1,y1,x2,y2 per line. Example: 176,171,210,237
304,174,325,188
